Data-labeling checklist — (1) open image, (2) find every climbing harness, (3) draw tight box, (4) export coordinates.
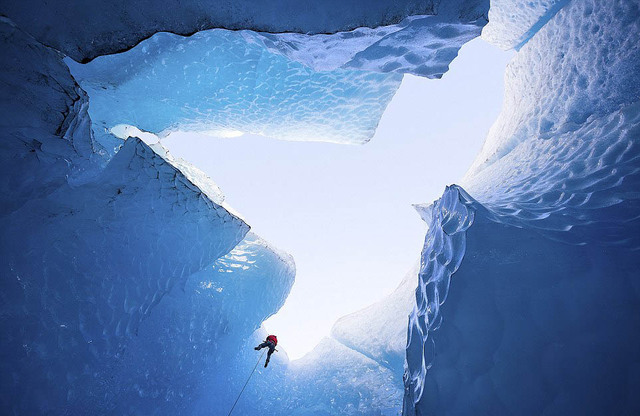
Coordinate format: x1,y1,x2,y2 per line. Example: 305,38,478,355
227,349,265,416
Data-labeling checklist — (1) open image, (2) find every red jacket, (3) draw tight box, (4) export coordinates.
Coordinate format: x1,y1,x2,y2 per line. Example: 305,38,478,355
266,335,278,346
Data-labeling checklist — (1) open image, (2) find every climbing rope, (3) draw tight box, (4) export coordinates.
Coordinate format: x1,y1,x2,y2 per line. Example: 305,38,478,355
227,349,265,416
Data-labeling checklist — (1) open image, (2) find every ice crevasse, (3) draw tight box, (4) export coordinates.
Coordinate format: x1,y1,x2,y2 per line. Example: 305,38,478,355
0,1,489,412
0,0,639,415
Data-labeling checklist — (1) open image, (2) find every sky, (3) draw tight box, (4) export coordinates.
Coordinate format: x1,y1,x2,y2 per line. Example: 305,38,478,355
163,38,514,360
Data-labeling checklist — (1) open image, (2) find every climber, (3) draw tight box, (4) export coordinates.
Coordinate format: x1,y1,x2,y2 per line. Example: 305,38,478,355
254,334,278,367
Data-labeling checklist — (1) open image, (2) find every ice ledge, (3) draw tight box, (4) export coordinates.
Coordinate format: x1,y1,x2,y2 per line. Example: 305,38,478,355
0,0,440,62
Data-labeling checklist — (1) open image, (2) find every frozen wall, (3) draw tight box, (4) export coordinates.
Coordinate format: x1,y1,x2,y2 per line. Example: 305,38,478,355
230,266,419,416
0,0,487,63
81,232,295,415
4,0,639,414
66,29,403,148
483,0,569,49
0,18,294,415
0,0,492,412
0,18,106,214
65,0,489,149
404,0,640,413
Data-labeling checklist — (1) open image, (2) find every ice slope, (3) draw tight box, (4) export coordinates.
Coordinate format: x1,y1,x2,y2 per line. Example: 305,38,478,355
404,0,640,413
332,264,419,374
232,266,419,416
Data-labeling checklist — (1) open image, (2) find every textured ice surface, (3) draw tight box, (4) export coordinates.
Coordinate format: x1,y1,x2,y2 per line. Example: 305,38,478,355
483,0,569,49
0,0,440,62
0,0,489,64
66,29,403,147
332,264,419,374
256,0,488,77
4,0,640,413
466,0,640,247
0,0,491,412
404,0,640,413
232,266,418,415
0,136,250,413
0,19,283,414
406,187,640,415
0,18,106,214
403,186,475,413
79,232,295,415
66,0,488,149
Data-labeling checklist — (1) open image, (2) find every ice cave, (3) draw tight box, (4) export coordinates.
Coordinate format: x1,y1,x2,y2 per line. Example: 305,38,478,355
1,0,639,415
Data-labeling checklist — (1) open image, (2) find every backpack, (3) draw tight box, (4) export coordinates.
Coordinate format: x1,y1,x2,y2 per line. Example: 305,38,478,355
267,335,278,345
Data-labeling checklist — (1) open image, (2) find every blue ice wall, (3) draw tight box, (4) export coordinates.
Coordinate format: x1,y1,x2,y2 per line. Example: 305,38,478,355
0,133,251,413
404,0,640,413
0,18,107,214
406,186,640,414
65,0,489,149
77,232,295,415
0,18,295,415
0,0,492,412
0,0,487,63
66,29,403,148
232,267,419,415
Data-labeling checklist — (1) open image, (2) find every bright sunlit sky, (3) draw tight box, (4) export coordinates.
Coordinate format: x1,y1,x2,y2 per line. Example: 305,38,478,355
163,38,513,360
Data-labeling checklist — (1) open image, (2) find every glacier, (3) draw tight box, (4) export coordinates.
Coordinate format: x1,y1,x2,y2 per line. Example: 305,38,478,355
1,0,640,414
404,0,640,414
